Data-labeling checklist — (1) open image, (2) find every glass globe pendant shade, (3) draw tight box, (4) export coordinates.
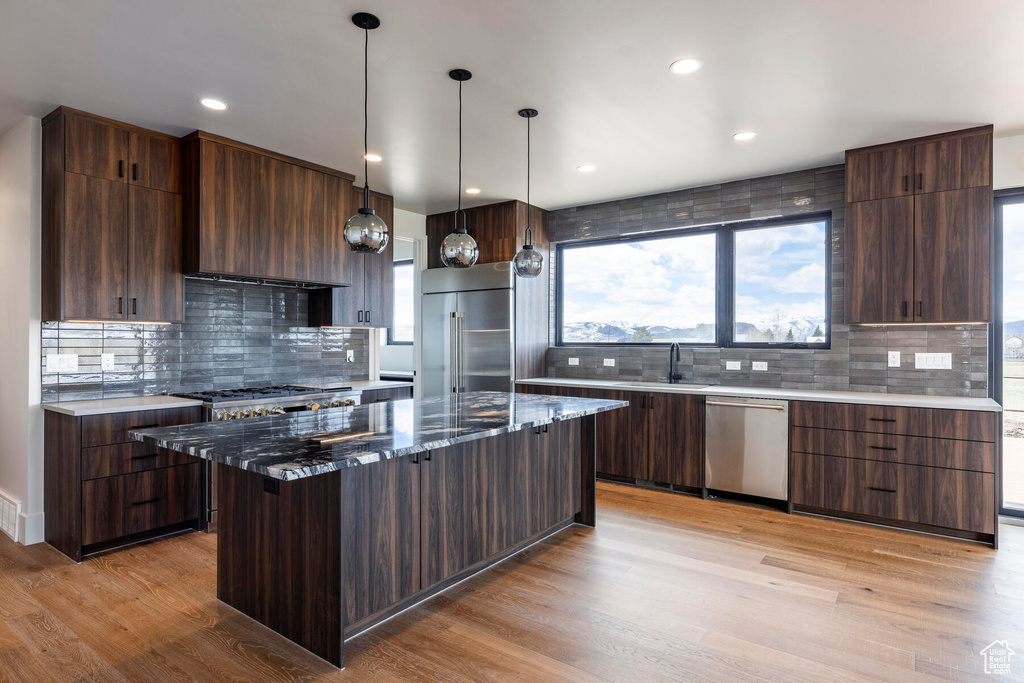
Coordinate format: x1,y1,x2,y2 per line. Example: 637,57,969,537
440,229,479,268
513,243,543,278
344,207,389,254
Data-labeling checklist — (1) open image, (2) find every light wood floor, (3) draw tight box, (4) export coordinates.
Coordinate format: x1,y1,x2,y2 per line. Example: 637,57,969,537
1,482,1023,682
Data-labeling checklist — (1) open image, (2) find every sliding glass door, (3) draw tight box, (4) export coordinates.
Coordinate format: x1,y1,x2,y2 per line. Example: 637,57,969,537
997,190,1024,516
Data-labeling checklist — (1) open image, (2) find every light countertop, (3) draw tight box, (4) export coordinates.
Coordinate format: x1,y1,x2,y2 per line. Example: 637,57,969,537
516,377,1002,412
41,395,204,417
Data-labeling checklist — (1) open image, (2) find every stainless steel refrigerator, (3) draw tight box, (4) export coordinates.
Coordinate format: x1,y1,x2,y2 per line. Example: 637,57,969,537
422,262,516,397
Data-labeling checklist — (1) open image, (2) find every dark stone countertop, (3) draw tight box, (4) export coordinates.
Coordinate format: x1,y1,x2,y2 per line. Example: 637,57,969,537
130,391,627,481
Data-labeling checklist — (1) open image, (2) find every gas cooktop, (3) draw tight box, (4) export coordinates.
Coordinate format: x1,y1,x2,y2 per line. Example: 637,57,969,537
175,385,325,403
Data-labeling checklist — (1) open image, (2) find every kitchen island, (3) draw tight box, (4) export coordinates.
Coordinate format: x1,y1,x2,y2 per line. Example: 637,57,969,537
131,391,626,668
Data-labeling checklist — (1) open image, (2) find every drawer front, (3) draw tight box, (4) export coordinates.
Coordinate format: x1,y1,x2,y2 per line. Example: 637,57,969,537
791,426,995,473
81,463,200,546
792,452,994,534
81,406,201,447
791,401,996,442
81,442,196,480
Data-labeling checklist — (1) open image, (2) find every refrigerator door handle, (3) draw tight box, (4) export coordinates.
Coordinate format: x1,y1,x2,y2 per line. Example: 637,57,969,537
450,312,458,394
455,312,467,393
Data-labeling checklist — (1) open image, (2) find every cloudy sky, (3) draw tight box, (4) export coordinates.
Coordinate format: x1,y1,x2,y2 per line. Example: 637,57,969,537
560,220,829,333
1003,203,1024,323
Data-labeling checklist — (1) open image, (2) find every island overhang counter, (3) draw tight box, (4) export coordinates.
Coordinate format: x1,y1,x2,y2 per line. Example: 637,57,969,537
131,390,627,668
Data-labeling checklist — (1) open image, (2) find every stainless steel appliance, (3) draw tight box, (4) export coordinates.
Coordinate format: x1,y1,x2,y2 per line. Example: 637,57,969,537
173,385,361,531
705,395,789,501
421,262,516,397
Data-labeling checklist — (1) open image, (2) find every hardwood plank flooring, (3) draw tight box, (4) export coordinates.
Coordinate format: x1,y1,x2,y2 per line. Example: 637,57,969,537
1,482,1022,681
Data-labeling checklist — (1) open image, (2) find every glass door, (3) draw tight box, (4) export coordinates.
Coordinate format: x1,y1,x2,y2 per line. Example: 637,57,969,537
997,190,1024,516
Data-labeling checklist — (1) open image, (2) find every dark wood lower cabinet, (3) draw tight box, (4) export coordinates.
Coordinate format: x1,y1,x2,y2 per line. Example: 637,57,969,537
513,421,581,542
644,392,704,489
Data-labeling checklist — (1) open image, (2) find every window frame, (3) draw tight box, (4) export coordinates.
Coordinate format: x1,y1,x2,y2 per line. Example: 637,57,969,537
555,212,832,350
386,259,415,346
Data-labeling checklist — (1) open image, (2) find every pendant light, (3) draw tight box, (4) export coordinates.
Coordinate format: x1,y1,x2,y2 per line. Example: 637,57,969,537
440,69,480,268
343,12,389,254
513,108,543,278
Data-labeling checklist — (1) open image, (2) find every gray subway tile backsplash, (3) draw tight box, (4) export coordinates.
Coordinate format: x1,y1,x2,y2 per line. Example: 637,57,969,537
546,163,989,397
42,279,370,402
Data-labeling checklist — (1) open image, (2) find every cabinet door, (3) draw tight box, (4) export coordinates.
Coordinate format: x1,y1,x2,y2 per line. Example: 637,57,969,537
363,191,395,328
914,187,991,322
847,148,913,202
513,421,580,543
630,393,650,479
341,453,420,629
646,392,704,489
65,113,128,182
128,186,183,322
255,157,322,282
580,389,638,478
914,133,991,194
420,435,513,588
845,196,915,323
321,174,356,286
63,173,128,320
199,141,254,276
129,131,182,194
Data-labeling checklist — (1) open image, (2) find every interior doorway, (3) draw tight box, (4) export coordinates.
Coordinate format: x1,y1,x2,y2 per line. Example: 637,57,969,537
996,190,1024,516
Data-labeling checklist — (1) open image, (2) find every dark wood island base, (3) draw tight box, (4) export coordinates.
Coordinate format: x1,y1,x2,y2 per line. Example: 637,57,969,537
216,414,597,668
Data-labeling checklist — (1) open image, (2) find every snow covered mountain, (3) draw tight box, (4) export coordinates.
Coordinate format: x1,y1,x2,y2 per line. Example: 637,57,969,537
562,316,827,343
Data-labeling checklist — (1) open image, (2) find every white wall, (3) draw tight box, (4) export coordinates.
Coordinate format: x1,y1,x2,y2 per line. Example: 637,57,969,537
0,116,43,545
995,134,1024,190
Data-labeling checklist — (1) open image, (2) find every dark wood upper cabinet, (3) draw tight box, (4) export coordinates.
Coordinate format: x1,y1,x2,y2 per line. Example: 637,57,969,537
321,174,357,287
425,200,549,270
129,186,183,322
185,139,255,277
844,126,992,324
62,173,129,321
129,130,182,193
64,111,129,182
914,187,992,323
845,196,915,323
254,156,324,283
43,107,183,322
308,186,395,329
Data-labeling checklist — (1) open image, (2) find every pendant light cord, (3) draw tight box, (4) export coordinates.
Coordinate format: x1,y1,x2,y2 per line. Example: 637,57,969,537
455,79,465,233
525,115,532,245
362,25,370,209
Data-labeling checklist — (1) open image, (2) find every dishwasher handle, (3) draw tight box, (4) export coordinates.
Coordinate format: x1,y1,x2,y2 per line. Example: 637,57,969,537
706,400,786,411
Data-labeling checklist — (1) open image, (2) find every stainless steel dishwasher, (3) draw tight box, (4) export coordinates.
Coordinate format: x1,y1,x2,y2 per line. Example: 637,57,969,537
705,395,789,501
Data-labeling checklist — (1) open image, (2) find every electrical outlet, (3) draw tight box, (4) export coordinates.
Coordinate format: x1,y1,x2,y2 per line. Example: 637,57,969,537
101,353,116,371
603,358,616,367
726,361,741,371
752,361,768,372
568,357,579,366
915,352,952,370
887,351,901,368
346,350,355,363
46,354,78,373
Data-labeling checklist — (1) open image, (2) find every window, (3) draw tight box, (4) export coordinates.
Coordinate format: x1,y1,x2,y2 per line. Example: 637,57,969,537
556,214,830,348
388,259,414,344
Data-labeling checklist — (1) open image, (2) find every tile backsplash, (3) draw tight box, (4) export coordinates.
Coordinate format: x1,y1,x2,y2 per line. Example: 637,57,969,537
546,164,990,397
42,279,370,403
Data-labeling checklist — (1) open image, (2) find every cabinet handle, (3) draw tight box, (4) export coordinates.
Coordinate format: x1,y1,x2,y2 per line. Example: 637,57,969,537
357,310,363,323
916,301,923,317
869,418,896,423
535,427,541,435
903,175,908,192
412,452,419,464
869,486,896,494
543,424,549,433
131,498,160,506
366,310,371,324
131,453,160,461
917,173,922,191
640,395,646,409
901,301,908,317
132,163,138,181
649,395,654,410
869,446,897,452
118,160,124,178
118,297,123,314
132,298,137,315
424,451,431,461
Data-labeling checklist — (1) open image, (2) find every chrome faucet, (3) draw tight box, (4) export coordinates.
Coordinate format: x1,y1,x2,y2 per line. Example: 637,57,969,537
669,343,683,384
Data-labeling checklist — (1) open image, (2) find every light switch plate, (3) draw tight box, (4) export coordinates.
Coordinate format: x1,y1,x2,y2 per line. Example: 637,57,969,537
346,350,355,363
568,357,579,366
101,353,116,371
726,361,741,371
915,352,952,370
752,361,768,372
46,353,78,373
887,351,901,368
603,358,615,367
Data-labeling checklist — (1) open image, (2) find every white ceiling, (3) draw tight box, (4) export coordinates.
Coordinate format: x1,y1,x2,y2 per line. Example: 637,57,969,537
1,0,1023,214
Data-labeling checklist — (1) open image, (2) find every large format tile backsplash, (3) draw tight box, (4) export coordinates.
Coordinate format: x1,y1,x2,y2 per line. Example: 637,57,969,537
546,164,989,397
42,279,370,403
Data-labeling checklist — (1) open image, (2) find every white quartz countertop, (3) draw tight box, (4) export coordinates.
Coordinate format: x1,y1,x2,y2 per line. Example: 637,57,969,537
516,378,1002,412
42,395,204,417
350,380,414,391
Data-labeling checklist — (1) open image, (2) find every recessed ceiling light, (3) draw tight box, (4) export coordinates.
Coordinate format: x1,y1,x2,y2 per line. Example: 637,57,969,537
669,58,703,75
200,98,228,111
465,188,481,194
364,153,382,162
733,131,757,141
576,164,596,173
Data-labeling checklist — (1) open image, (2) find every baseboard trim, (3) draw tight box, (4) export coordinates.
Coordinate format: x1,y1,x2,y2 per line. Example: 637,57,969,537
19,511,44,545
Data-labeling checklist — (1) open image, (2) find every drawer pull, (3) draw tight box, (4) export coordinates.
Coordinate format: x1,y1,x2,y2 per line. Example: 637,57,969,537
131,453,160,460
869,446,897,452
869,418,896,423
131,498,160,506
869,486,896,494
130,424,159,430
